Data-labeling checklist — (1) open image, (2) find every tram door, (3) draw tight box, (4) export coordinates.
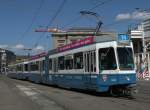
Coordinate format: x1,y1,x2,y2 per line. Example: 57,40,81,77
39,60,44,75
84,52,90,73
52,58,58,73
84,51,96,85
39,61,42,75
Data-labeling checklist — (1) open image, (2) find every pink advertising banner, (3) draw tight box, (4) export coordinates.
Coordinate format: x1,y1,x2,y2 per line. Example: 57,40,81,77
58,36,94,52
30,52,47,60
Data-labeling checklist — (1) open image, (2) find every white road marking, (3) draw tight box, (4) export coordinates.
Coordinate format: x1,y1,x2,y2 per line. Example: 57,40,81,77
16,84,64,110
16,85,37,96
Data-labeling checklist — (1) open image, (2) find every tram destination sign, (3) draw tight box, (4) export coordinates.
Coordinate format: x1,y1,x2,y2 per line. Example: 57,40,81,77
58,36,94,52
117,34,130,45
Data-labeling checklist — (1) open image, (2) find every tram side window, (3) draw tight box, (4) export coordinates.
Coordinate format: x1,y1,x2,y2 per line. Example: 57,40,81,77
24,64,28,71
30,61,39,71
49,59,52,70
15,66,18,72
74,52,83,69
17,65,22,72
65,55,73,70
39,61,43,72
58,56,65,70
99,47,117,70
42,60,45,71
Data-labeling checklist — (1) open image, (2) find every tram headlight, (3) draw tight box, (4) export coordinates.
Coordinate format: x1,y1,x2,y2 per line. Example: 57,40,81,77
126,76,130,81
102,75,108,81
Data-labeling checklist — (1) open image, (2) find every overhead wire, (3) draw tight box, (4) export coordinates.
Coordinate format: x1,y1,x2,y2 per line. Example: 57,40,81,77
32,0,67,50
32,0,115,53
61,16,82,29
16,0,45,46
89,0,114,11
88,0,134,31
62,0,114,30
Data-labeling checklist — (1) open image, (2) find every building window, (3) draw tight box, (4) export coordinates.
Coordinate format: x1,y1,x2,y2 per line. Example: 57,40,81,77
58,40,65,43
58,44,65,47
70,40,77,43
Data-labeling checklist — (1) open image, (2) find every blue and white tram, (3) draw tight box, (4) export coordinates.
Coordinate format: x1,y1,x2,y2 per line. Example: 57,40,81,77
46,34,136,95
7,34,136,95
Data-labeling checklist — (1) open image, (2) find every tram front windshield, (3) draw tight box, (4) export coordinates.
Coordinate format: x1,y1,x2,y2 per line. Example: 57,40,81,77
117,47,134,70
99,47,117,70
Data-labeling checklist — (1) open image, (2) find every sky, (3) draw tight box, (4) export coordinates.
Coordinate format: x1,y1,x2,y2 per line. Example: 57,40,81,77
0,0,150,55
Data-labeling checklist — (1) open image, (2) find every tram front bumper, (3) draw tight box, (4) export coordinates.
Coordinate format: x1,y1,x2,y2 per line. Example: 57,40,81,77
99,74,136,85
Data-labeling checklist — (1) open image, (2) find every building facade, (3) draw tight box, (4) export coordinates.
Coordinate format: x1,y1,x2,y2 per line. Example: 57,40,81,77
130,18,150,79
142,18,150,51
0,48,16,73
52,27,116,49
130,19,150,53
130,25,143,53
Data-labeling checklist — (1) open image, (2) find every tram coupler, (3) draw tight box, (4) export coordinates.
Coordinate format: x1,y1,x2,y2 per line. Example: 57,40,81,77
109,84,137,97
124,84,138,96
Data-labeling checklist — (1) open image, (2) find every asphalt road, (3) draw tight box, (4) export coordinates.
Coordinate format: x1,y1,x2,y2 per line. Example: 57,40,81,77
0,75,41,110
0,75,150,110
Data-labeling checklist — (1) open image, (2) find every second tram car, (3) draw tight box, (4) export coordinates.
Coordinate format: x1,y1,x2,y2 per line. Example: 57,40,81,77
8,52,47,83
7,34,137,95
